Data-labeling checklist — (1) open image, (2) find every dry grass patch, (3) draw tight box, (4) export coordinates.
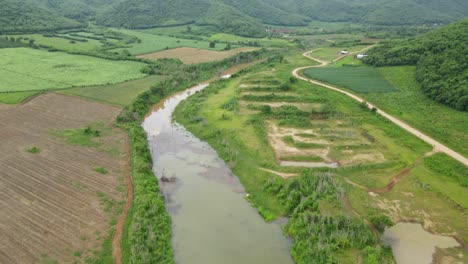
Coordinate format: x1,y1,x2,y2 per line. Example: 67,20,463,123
137,47,259,64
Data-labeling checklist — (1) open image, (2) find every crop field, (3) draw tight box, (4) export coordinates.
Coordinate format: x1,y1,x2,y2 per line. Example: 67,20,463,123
304,66,396,93
61,75,166,106
0,48,146,93
111,29,229,55
9,34,102,51
208,33,291,48
0,93,127,263
0,91,40,104
362,66,468,156
137,47,259,64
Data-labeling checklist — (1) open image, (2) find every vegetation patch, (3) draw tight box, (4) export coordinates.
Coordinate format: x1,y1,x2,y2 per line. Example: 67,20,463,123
364,20,468,111
304,66,396,93
26,146,41,154
52,125,102,147
61,75,166,107
110,29,228,55
0,48,146,93
0,91,39,104
94,166,109,174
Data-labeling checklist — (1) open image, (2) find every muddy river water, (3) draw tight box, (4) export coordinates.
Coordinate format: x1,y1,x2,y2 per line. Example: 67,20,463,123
383,222,460,264
143,81,293,264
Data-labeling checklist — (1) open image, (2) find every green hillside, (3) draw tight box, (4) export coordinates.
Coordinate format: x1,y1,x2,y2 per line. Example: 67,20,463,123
364,19,468,111
0,0,83,33
265,0,467,25
3,0,467,36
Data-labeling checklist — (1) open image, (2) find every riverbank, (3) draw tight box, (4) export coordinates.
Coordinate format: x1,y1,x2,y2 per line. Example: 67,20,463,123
116,50,269,263
174,48,467,263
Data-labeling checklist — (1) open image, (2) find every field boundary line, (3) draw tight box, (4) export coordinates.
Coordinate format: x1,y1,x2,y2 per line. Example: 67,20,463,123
112,131,134,264
292,47,468,166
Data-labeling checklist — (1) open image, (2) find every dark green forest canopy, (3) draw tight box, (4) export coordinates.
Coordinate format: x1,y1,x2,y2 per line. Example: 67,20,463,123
0,0,83,33
364,19,468,111
2,0,467,36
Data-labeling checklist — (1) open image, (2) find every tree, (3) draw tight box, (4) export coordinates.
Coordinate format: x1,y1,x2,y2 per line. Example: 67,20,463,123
186,25,192,33
209,41,216,49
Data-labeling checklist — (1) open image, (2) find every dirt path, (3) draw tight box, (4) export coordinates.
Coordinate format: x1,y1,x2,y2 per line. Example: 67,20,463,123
258,168,299,178
292,47,468,166
342,196,379,237
112,132,134,264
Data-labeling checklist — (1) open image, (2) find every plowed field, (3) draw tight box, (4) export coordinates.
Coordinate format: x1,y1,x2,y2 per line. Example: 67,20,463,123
0,93,126,263
137,47,259,64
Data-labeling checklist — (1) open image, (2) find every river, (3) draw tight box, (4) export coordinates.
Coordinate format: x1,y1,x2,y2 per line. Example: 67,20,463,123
143,79,293,264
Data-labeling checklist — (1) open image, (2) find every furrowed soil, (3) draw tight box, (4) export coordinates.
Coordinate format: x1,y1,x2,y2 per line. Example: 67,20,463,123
0,93,127,263
137,47,259,64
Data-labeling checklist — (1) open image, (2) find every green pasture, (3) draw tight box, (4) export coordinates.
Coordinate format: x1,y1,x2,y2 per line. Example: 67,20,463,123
61,75,166,106
0,48,146,93
111,29,228,55
363,66,468,156
208,33,291,48
304,66,396,93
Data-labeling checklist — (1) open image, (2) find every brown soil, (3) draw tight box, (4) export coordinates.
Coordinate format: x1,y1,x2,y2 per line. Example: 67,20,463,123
137,47,259,64
0,93,127,263
370,156,422,194
112,132,133,264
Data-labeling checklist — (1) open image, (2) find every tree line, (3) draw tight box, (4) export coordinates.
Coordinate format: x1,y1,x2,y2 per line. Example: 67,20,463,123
364,19,468,111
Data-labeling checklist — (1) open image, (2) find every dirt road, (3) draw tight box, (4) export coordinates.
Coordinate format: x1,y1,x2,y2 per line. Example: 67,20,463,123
292,48,468,166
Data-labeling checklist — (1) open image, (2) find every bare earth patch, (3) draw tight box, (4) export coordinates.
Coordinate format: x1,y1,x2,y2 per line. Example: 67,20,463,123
137,47,259,64
0,93,127,263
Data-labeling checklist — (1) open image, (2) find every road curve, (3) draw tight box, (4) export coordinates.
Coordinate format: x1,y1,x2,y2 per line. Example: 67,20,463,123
292,48,468,166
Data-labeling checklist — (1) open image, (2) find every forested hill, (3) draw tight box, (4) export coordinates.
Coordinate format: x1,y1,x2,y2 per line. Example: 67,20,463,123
0,0,83,33
265,0,468,26
364,20,468,111
2,0,467,35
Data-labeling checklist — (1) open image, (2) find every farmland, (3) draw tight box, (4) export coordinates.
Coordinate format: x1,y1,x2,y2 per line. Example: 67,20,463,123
303,59,468,157
137,47,259,64
61,75,167,107
208,33,292,48
303,66,396,93
0,48,146,93
0,93,127,263
364,66,468,156
110,29,229,55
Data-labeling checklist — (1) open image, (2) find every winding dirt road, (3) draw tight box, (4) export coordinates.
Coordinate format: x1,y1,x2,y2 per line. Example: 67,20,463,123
292,48,468,166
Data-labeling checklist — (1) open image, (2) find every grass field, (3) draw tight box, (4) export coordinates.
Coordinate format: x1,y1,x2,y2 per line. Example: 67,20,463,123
208,33,291,48
137,47,259,64
111,29,228,55
0,91,40,104
362,66,468,156
309,46,369,62
0,48,146,93
61,75,166,106
304,66,396,93
11,34,102,52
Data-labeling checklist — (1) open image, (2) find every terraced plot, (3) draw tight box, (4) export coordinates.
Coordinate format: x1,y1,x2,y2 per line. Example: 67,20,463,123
235,74,386,168
0,93,127,263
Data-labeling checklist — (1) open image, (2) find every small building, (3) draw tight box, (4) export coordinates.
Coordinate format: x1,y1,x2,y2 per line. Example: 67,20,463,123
356,54,368,59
